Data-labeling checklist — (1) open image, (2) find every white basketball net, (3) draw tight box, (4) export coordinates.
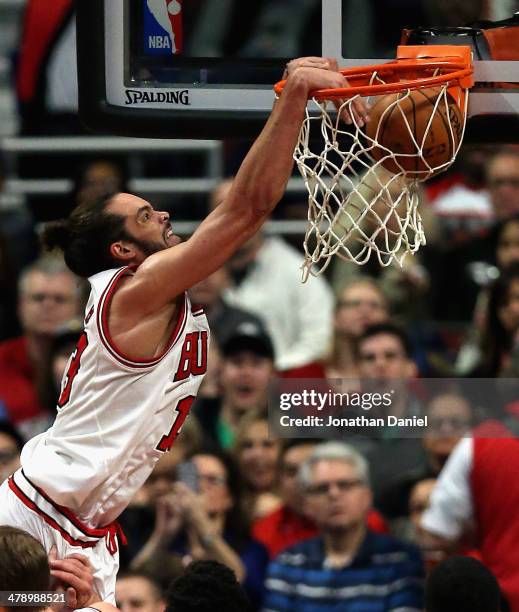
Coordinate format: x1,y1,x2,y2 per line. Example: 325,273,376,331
295,82,469,281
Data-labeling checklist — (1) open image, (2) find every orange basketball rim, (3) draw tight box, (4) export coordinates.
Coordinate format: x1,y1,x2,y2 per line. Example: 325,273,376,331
274,45,474,110
273,46,474,278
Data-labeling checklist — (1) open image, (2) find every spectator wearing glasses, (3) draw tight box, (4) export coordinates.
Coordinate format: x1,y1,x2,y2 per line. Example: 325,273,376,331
132,449,269,610
263,442,424,612
253,440,389,559
0,255,83,438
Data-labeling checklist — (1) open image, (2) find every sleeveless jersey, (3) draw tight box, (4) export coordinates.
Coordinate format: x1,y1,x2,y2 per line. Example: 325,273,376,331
21,266,209,528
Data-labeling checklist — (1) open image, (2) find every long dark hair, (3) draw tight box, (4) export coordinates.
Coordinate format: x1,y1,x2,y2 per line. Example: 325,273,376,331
41,192,132,278
481,264,519,376
191,448,252,553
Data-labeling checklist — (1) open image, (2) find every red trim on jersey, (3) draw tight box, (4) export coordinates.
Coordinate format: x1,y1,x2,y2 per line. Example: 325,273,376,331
8,476,97,549
21,470,107,538
85,305,94,325
191,303,205,316
97,267,188,368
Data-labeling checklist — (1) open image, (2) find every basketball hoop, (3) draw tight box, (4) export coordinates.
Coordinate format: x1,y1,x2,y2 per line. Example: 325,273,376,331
274,46,474,280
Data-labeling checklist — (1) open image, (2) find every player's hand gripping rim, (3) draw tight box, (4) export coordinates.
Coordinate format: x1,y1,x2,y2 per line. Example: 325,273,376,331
283,56,370,127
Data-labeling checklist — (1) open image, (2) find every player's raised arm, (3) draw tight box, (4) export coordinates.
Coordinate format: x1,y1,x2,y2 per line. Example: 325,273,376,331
42,59,352,316
115,61,349,313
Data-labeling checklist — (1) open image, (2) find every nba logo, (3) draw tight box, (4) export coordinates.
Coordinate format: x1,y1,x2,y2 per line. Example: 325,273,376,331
144,0,183,55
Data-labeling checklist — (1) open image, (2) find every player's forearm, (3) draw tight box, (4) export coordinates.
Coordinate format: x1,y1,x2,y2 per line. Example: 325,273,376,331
223,72,311,227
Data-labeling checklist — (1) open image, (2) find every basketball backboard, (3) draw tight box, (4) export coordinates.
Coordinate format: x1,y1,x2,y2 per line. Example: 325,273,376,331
77,0,519,140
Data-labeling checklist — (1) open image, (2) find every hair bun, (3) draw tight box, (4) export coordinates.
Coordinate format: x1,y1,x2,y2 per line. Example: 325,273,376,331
41,219,71,252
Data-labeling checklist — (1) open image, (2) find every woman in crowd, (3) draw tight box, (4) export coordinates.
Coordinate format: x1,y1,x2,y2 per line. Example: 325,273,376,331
117,416,203,568
132,448,269,610
325,278,389,381
477,264,519,377
457,216,519,375
234,411,282,520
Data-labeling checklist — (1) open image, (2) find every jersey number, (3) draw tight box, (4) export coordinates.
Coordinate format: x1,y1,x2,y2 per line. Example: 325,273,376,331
58,332,89,408
156,395,195,452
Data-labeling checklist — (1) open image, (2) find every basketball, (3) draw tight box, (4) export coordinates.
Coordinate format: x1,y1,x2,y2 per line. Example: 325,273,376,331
365,87,464,178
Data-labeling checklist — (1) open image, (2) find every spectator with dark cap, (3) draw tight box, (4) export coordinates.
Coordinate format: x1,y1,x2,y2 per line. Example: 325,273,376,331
425,556,502,612
188,268,266,399
193,321,275,449
165,560,252,612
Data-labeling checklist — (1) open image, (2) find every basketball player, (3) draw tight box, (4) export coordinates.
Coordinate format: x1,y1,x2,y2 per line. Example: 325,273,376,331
0,58,367,601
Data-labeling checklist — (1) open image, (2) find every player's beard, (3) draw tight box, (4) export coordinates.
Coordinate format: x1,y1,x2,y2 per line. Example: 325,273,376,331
129,236,168,257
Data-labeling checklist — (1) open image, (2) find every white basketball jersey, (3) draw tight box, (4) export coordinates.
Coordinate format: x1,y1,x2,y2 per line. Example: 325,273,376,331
21,266,209,527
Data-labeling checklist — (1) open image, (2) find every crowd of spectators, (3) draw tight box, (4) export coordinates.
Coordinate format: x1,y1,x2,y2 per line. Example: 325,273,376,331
1,1,519,610
1,144,519,609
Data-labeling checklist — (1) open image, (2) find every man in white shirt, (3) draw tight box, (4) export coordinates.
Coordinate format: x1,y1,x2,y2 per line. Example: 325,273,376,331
211,180,334,373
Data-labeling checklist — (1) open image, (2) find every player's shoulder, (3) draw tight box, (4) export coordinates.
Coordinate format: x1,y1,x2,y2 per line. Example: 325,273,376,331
88,266,135,295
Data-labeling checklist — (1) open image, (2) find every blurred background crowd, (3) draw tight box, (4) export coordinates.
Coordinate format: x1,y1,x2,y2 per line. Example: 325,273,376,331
1,0,519,611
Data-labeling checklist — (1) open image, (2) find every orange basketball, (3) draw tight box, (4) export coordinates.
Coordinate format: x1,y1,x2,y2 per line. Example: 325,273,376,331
365,87,463,178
